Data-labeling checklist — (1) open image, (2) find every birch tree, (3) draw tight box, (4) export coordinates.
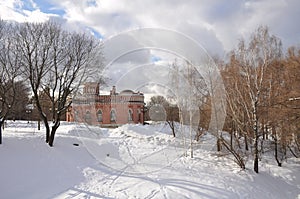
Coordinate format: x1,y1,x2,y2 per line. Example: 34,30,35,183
222,56,249,169
169,60,207,157
266,47,300,162
283,47,300,156
232,26,282,173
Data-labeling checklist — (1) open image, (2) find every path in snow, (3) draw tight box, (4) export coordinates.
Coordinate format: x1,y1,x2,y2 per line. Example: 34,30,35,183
1,121,299,199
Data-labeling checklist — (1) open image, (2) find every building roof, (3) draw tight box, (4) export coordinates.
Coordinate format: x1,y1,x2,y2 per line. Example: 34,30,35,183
120,89,134,94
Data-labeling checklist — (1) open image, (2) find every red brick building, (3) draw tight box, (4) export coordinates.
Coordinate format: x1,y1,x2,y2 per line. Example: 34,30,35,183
66,82,145,127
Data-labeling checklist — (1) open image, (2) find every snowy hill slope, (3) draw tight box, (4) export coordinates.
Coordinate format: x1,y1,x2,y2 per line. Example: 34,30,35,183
0,121,299,199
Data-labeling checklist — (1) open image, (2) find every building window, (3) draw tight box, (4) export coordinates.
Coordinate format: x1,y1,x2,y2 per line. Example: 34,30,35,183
128,109,133,121
74,110,79,122
110,109,116,122
137,109,141,123
97,110,103,122
85,111,91,123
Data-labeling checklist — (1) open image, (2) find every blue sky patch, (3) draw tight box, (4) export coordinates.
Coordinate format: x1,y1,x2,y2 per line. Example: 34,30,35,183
87,0,97,7
87,27,103,39
18,0,36,11
151,55,162,63
32,0,65,16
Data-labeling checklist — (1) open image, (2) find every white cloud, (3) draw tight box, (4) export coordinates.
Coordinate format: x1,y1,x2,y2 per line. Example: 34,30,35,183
22,9,55,22
1,0,300,96
0,0,58,22
2,0,300,51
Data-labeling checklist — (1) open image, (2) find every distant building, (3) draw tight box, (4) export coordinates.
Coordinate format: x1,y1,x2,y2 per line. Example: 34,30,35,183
66,82,145,127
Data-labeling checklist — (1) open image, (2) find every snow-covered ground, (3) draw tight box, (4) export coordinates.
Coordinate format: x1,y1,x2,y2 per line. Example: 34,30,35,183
0,120,299,199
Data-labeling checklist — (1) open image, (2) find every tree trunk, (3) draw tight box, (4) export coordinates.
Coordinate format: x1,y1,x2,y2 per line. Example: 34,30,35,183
190,143,193,158
217,137,222,151
41,116,50,143
48,130,55,147
48,121,60,147
0,120,3,144
167,121,176,137
189,110,193,158
254,139,259,173
288,145,298,158
230,130,233,151
38,120,40,130
261,139,264,154
221,138,245,169
171,122,176,137
254,124,259,173
274,137,282,167
273,126,282,167
262,124,265,140
253,99,259,173
234,132,241,149
244,133,249,151
33,91,50,142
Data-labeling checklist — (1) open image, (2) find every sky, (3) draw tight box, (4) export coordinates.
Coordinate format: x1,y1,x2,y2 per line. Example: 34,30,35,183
1,0,300,54
1,0,300,98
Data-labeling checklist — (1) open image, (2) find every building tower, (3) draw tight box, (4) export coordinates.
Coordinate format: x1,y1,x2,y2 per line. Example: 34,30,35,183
83,82,100,96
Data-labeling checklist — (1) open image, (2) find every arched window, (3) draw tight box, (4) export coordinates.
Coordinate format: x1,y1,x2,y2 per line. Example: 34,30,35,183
128,109,133,121
97,110,103,122
110,109,116,122
85,110,91,123
74,110,79,122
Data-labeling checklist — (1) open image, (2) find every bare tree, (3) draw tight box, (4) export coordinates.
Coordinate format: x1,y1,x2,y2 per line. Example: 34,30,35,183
147,95,179,137
231,26,282,173
44,28,102,146
16,21,103,146
15,22,55,143
165,104,179,137
284,47,300,157
222,59,248,169
0,20,22,144
168,60,209,158
266,47,300,164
